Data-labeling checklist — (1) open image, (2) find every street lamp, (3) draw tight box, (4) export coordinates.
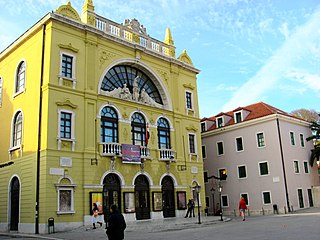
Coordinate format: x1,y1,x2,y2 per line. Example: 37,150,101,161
218,183,223,221
210,187,215,215
193,184,201,224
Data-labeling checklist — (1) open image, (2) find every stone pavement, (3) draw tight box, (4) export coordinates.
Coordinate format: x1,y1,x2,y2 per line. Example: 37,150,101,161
0,215,227,240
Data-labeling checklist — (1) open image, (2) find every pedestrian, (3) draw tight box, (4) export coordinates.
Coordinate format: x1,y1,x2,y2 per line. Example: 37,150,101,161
92,202,103,229
239,197,247,221
106,204,126,240
185,199,194,218
191,199,195,217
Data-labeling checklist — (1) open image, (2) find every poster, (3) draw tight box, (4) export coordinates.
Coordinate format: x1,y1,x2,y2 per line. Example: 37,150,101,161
177,191,186,210
122,144,141,164
152,192,162,211
124,192,135,213
90,192,103,214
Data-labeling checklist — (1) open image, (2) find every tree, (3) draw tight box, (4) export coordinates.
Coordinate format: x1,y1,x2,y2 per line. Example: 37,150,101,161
306,121,320,166
290,108,319,122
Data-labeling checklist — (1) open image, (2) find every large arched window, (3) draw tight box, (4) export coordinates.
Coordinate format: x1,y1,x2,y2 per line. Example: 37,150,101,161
157,118,170,149
101,106,118,143
15,62,25,93
101,65,163,104
131,112,146,146
12,111,23,147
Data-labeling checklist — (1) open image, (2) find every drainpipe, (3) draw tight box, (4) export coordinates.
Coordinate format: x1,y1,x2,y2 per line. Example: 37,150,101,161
276,115,291,212
36,23,46,234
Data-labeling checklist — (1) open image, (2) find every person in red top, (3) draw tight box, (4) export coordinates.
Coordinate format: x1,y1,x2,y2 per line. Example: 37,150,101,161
239,197,247,221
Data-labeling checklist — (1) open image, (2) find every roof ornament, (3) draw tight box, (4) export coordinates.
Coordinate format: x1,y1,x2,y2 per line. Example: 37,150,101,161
123,19,147,35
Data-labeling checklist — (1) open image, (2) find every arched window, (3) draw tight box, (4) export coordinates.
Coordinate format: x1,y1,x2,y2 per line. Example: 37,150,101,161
101,106,118,143
12,111,23,147
131,113,146,146
16,62,25,93
157,118,170,149
101,65,163,104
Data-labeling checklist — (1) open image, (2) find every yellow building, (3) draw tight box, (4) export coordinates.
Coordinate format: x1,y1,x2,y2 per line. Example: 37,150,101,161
0,0,204,234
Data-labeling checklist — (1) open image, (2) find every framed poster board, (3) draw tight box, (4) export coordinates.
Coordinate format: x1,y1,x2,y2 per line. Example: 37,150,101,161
177,191,187,210
152,192,163,211
123,192,135,213
90,192,103,215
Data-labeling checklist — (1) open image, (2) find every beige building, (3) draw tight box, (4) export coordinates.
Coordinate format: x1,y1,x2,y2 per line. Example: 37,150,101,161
201,102,319,215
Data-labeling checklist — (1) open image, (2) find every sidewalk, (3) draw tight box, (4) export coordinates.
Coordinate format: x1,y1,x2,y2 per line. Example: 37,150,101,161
0,215,227,240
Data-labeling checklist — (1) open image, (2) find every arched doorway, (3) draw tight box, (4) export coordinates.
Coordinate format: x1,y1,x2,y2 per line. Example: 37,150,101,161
134,175,150,220
103,174,121,219
161,176,175,218
10,177,20,231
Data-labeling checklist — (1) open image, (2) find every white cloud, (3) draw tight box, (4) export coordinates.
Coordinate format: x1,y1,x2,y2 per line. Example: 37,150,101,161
222,7,320,112
287,70,320,91
279,22,290,40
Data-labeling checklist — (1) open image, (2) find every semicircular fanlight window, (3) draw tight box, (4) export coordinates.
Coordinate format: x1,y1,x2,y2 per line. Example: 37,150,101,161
101,65,163,105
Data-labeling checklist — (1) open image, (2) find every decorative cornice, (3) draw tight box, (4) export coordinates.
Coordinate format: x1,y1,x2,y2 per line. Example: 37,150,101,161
56,99,78,109
186,125,198,132
55,1,81,22
58,43,79,53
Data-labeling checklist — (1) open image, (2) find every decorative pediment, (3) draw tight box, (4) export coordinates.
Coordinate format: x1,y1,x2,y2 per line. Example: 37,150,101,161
186,125,198,132
178,50,193,66
55,1,81,22
56,99,78,109
58,43,79,53
123,18,147,36
183,83,195,90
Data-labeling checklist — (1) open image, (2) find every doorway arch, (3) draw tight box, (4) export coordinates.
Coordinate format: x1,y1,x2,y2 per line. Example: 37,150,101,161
9,177,20,231
103,173,121,219
161,176,175,218
134,175,150,220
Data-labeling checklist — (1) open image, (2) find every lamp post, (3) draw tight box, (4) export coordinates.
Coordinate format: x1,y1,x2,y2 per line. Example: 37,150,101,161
218,183,223,221
193,185,201,224
210,187,215,215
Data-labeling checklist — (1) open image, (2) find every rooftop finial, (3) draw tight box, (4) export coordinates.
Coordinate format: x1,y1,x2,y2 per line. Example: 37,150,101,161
164,28,174,46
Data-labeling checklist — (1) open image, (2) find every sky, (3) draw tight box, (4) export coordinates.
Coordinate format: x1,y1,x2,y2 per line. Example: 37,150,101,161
0,0,320,118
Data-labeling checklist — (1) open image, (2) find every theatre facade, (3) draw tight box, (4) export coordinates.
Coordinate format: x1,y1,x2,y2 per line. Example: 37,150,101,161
0,0,204,234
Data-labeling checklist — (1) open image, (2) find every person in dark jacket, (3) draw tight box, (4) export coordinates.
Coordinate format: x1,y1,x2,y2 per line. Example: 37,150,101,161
106,205,126,240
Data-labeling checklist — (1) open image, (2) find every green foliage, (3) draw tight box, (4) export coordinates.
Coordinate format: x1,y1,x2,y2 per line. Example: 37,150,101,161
306,120,320,166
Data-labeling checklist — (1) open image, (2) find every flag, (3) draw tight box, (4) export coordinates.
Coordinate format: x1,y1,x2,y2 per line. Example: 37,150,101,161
146,123,150,146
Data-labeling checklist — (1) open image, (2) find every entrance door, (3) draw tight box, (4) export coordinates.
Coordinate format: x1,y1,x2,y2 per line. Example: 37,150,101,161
307,189,314,207
298,189,304,208
135,175,150,220
10,177,20,231
161,176,175,218
103,174,121,219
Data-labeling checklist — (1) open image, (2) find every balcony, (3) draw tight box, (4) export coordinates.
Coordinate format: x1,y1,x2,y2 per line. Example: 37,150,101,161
158,149,175,161
99,142,122,156
140,146,151,159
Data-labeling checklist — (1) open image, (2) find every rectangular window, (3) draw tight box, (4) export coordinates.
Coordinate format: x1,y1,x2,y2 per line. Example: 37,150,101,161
262,191,271,205
140,37,147,47
236,137,244,151
219,168,227,179
300,134,305,147
61,54,73,78
294,160,300,174
151,42,160,52
290,132,295,145
110,25,120,36
217,141,224,156
257,132,265,147
204,171,208,183
221,195,229,207
186,91,192,109
202,145,207,159
238,165,247,179
201,122,206,132
188,134,196,154
259,161,269,176
298,189,304,208
240,193,249,205
304,161,309,173
217,117,223,128
60,112,72,139
235,112,242,123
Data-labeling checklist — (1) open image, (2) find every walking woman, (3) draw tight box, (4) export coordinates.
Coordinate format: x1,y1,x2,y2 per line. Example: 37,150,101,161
239,197,247,221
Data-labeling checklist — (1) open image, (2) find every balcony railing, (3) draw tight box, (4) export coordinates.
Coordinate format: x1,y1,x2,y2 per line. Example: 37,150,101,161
99,142,122,156
95,16,175,58
140,146,151,159
158,149,175,161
